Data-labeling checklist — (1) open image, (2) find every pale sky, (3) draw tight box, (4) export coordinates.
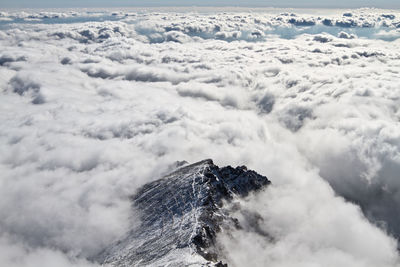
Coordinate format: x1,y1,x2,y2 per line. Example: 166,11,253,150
1,0,399,8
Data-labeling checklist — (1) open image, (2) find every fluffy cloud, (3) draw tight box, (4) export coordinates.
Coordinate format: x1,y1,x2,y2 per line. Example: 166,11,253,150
218,181,400,267
0,7,400,267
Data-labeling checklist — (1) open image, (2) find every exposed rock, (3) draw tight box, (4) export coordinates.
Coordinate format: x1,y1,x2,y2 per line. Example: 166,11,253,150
97,159,270,267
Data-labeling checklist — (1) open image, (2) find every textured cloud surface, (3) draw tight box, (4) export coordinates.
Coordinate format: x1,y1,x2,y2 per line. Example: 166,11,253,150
1,8,400,266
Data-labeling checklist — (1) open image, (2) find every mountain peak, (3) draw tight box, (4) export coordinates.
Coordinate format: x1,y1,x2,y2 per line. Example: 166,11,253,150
98,159,270,266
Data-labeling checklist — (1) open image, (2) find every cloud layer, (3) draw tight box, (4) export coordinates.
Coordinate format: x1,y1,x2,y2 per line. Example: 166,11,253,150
0,8,400,266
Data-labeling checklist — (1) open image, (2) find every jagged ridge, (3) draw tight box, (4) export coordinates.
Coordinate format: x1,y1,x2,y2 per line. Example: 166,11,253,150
98,159,270,267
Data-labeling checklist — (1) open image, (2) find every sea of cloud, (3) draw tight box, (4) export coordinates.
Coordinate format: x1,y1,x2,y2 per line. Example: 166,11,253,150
0,7,400,267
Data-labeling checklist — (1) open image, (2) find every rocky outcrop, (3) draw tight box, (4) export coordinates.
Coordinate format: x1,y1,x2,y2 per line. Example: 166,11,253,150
98,159,270,267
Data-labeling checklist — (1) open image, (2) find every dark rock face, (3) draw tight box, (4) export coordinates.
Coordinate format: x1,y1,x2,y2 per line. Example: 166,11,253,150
98,159,270,267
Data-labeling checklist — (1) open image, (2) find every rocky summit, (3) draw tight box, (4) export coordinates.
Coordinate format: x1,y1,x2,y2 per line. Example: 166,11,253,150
97,159,271,267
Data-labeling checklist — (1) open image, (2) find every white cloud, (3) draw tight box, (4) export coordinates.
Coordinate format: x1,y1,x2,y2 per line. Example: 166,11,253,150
218,182,400,267
0,8,400,267
0,234,100,267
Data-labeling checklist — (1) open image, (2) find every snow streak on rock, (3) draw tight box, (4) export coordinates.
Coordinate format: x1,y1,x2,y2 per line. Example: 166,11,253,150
98,159,270,267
